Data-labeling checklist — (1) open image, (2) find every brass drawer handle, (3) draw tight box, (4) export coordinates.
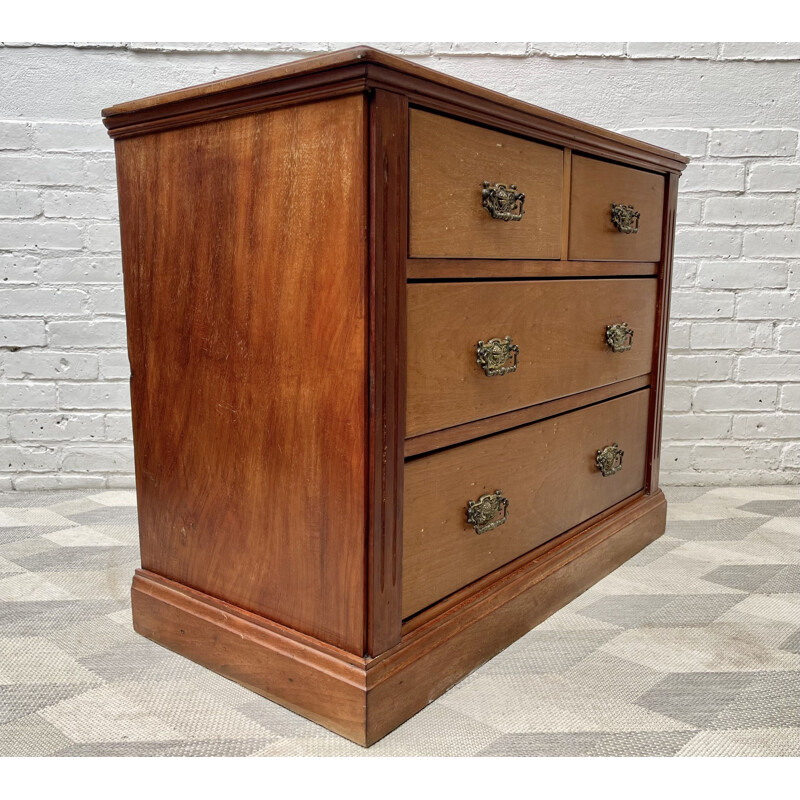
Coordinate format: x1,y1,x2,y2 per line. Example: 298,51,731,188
606,323,634,353
467,490,509,535
476,336,519,376
611,203,640,234
596,443,624,477
482,182,525,221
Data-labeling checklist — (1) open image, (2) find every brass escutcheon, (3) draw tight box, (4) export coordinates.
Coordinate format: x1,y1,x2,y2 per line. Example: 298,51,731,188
596,443,624,477
606,323,634,353
467,490,509,535
482,182,525,221
476,336,519,377
611,203,640,234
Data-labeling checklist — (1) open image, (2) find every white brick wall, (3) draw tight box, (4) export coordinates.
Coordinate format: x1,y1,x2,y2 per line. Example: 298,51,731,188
1,42,799,489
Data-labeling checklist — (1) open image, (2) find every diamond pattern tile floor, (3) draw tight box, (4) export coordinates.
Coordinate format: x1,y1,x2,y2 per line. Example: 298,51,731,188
0,486,797,756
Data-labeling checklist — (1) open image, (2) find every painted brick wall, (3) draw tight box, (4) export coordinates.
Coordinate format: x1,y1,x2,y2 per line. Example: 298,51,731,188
1,42,799,489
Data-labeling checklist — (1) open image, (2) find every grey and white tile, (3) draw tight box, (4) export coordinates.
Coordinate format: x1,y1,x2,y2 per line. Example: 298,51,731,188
0,484,796,757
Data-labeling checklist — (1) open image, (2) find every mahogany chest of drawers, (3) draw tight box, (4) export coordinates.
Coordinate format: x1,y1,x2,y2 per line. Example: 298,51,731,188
103,47,687,746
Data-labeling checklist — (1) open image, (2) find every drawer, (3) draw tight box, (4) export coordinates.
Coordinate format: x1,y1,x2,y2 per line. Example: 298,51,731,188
409,109,563,260
406,278,656,438
569,155,665,262
402,389,650,617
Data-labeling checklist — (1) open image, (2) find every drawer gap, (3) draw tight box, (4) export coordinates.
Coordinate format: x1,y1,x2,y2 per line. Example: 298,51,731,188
406,378,650,460
406,259,659,280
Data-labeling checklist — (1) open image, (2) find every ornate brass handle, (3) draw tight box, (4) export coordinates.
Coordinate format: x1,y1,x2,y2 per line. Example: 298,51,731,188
482,182,525,221
606,323,634,353
467,490,509,535
476,336,519,377
596,443,624,477
611,203,640,234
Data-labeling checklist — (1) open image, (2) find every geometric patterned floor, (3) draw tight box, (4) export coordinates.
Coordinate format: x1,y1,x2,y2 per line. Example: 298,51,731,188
1,486,797,756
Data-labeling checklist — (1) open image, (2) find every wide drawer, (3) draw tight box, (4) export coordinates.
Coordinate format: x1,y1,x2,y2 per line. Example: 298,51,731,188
569,155,665,262
406,278,656,438
409,109,563,260
402,388,650,617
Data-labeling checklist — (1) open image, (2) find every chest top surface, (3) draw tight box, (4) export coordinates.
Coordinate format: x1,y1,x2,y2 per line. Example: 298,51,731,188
102,45,687,175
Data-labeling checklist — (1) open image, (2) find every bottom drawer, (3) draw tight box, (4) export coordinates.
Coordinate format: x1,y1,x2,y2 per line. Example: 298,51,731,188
402,389,650,617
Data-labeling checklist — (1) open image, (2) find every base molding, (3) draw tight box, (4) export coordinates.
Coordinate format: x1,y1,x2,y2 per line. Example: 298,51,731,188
131,490,666,746
131,570,369,743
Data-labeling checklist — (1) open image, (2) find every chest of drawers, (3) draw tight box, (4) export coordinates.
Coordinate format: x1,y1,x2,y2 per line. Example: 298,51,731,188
103,46,687,746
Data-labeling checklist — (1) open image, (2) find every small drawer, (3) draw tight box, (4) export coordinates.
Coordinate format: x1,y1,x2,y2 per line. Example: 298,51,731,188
569,155,665,262
406,278,656,438
402,389,650,617
409,109,563,260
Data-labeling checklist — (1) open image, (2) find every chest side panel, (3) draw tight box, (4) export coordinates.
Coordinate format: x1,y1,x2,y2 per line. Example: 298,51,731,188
116,96,369,654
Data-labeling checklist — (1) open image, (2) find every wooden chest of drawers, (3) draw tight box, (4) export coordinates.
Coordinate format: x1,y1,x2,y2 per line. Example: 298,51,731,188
103,46,687,746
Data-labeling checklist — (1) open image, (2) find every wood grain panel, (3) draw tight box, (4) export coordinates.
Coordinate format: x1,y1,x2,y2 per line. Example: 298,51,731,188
117,97,368,654
402,389,650,617
406,279,656,438
409,109,563,259
569,155,665,262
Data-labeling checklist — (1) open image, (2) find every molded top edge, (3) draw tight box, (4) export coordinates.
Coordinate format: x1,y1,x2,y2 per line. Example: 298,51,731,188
102,46,375,118
101,45,688,169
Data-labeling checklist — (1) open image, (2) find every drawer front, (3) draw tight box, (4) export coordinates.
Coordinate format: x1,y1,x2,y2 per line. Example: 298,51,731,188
409,109,563,260
402,389,650,617
569,155,665,262
406,279,656,438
